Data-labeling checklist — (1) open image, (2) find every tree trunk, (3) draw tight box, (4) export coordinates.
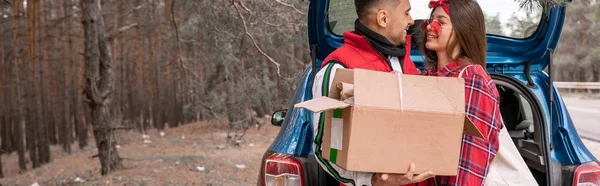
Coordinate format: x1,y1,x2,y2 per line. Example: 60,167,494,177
11,1,26,168
1,66,13,154
144,105,151,132
114,0,124,123
0,113,6,156
150,0,163,130
73,76,88,150
162,0,172,129
120,39,126,126
129,47,137,128
0,146,3,178
59,0,73,154
27,0,41,168
59,54,73,154
81,0,122,175
15,62,26,171
126,47,134,127
0,15,11,156
67,0,88,150
168,69,177,128
154,58,163,129
36,0,50,164
592,63,599,82
12,0,27,171
73,62,88,150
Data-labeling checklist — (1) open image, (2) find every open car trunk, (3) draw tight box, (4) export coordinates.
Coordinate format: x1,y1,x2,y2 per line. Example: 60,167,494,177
492,73,551,185
301,0,581,185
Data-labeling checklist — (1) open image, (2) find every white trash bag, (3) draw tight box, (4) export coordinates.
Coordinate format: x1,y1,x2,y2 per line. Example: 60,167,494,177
484,126,538,186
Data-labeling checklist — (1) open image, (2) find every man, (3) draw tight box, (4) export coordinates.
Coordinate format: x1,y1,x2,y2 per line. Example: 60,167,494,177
312,0,434,185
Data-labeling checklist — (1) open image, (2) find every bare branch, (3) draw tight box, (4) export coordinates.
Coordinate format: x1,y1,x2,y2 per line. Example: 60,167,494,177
239,0,252,13
201,103,219,118
208,19,236,38
171,0,201,80
103,3,148,18
262,20,280,27
100,89,112,105
274,0,305,15
179,39,204,46
283,52,307,65
234,1,281,77
85,79,103,106
262,0,272,9
108,23,139,41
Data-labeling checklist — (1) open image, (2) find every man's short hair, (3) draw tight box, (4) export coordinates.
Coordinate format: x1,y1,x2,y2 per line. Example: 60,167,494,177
355,0,400,19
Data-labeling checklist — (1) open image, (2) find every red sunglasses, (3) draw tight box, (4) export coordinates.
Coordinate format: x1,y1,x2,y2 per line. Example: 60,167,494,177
420,20,443,35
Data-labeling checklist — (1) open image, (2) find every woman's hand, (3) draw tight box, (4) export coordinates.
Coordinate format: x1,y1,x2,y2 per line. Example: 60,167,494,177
371,163,435,186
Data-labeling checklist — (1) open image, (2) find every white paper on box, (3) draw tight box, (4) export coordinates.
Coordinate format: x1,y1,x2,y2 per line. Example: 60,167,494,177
331,118,343,150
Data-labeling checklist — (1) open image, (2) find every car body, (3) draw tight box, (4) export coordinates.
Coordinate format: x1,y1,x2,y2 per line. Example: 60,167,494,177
258,0,600,185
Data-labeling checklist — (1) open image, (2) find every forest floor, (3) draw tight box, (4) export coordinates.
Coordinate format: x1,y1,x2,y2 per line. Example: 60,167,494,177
1,118,280,185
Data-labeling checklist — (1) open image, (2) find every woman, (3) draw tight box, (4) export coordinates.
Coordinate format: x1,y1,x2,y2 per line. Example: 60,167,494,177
416,0,502,185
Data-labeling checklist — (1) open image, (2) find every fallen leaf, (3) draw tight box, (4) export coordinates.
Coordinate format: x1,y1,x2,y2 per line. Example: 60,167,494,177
235,164,246,169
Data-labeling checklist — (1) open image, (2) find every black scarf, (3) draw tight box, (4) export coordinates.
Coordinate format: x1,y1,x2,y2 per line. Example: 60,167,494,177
354,19,406,57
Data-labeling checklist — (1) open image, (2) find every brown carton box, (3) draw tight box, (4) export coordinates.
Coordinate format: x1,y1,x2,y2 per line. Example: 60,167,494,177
295,68,483,175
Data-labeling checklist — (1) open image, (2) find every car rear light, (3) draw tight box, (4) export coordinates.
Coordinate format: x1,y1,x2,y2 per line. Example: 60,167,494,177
573,161,600,186
260,151,305,186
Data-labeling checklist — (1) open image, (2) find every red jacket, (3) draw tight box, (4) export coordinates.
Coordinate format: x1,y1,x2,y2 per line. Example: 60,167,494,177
322,32,419,75
325,31,420,186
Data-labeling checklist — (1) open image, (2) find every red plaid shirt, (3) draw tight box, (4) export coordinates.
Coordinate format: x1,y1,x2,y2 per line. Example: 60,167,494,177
408,58,502,186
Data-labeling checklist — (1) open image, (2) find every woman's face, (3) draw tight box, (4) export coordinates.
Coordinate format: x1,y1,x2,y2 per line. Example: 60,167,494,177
425,7,454,52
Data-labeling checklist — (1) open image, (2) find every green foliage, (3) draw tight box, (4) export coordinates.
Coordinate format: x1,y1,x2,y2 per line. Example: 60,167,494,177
172,0,309,131
504,11,541,38
484,13,505,36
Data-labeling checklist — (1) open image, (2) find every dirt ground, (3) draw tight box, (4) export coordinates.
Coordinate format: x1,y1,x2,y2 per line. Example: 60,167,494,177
2,117,600,186
0,119,280,186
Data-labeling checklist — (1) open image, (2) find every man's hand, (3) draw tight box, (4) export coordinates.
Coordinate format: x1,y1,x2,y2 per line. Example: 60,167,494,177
371,163,435,186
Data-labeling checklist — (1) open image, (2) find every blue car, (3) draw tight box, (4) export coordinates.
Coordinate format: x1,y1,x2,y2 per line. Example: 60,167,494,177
258,0,600,185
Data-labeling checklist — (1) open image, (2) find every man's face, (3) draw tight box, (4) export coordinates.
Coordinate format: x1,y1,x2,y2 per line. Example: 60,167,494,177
380,0,414,46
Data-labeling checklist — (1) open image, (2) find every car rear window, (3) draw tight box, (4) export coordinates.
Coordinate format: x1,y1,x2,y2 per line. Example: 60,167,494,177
328,0,543,39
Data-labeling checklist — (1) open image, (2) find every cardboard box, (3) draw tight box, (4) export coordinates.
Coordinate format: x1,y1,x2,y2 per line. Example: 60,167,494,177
295,69,483,175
